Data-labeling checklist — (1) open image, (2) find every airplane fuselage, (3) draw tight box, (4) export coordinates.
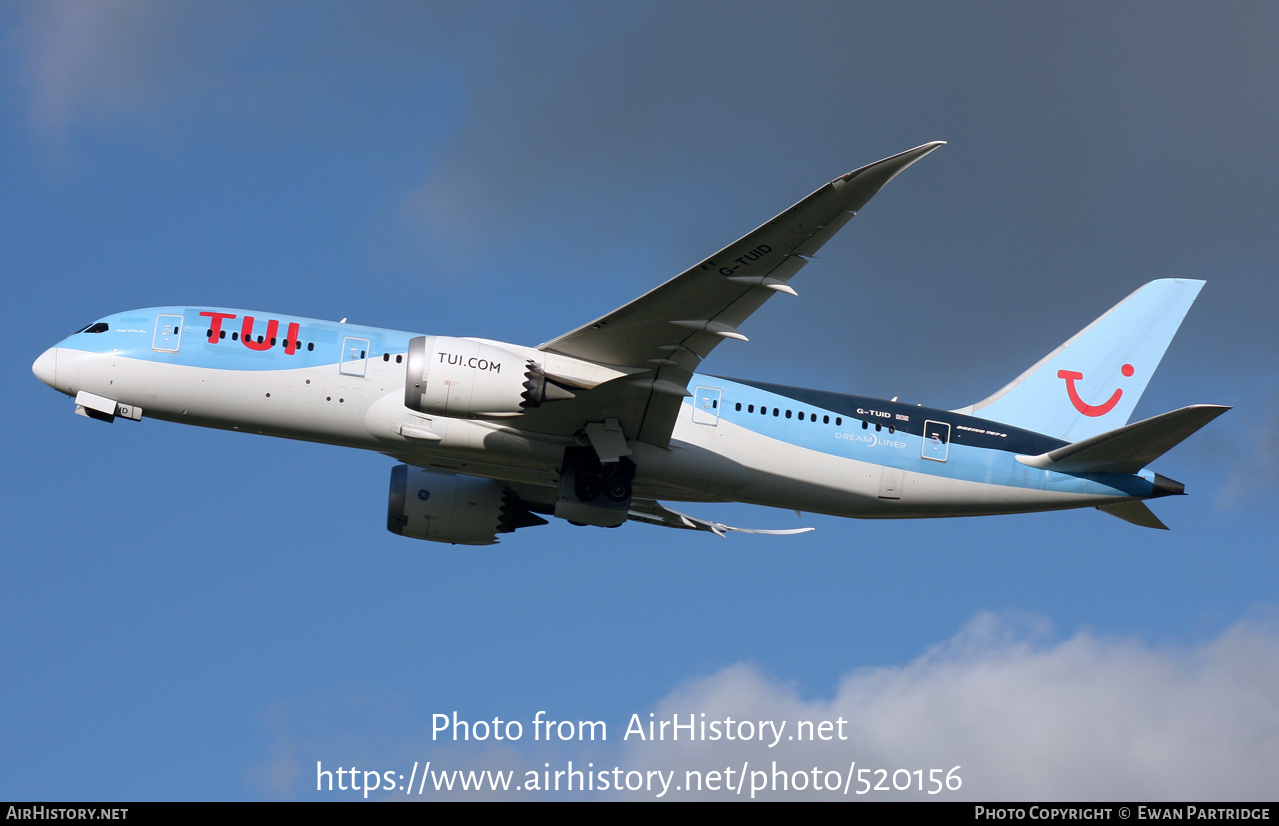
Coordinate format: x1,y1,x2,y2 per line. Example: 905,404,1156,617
35,305,1165,527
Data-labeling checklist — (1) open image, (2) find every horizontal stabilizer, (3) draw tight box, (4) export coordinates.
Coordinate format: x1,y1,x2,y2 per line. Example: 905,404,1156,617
1017,404,1229,474
627,500,814,538
1096,501,1169,530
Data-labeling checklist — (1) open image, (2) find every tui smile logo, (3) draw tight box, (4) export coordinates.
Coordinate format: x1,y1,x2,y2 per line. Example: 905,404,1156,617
1058,364,1134,417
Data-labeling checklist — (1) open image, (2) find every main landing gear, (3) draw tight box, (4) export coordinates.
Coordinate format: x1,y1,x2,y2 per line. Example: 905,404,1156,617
555,446,635,528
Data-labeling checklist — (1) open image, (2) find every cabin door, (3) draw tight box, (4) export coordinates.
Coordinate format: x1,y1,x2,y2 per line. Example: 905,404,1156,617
922,420,951,462
692,386,721,425
340,337,370,377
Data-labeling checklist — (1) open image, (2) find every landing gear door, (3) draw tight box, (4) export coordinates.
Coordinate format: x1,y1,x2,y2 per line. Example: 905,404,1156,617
692,386,721,425
922,420,951,462
340,337,370,377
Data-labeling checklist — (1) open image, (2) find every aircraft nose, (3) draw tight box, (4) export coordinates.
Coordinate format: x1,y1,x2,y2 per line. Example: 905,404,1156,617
32,347,57,388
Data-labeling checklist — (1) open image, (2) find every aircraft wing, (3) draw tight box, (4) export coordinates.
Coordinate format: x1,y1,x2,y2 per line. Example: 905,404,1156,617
534,141,945,447
626,499,814,537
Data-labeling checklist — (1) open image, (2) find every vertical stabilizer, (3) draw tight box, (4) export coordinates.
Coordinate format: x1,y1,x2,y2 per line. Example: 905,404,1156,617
956,279,1204,441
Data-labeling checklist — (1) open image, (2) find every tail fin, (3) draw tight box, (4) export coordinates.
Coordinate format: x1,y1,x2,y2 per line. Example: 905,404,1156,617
956,279,1205,441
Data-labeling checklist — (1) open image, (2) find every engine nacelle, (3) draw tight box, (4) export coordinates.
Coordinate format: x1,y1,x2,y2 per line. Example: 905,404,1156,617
403,336,575,420
386,465,547,545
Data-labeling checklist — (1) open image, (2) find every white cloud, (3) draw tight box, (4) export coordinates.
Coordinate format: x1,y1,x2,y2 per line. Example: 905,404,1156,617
261,611,1279,800
620,611,1279,800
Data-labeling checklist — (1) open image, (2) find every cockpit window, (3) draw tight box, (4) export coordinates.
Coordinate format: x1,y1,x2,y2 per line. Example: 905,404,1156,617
73,322,110,334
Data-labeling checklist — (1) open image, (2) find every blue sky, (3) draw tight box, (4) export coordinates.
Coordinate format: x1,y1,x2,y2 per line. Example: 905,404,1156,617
3,2,1277,800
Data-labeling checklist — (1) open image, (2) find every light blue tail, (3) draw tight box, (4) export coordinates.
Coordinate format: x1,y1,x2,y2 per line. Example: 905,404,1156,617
957,279,1205,442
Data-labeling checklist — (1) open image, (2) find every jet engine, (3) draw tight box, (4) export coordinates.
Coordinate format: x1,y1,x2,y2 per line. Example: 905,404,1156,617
386,464,547,545
403,336,574,419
